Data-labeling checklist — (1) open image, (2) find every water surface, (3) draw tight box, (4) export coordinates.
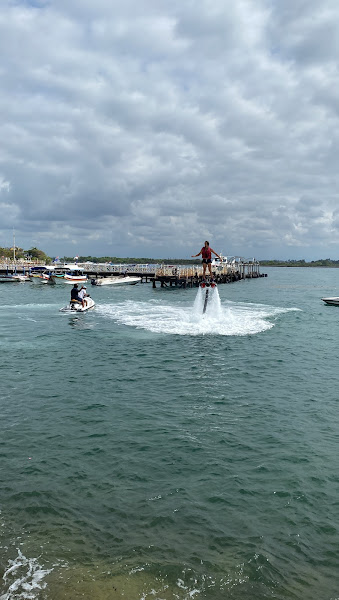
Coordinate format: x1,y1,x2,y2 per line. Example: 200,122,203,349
1,268,339,599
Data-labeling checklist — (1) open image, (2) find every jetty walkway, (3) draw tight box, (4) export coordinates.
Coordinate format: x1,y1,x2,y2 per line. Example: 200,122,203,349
150,260,265,288
0,258,266,287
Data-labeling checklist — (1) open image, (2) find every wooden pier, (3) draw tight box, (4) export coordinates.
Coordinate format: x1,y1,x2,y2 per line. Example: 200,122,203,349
151,261,266,288
0,259,266,286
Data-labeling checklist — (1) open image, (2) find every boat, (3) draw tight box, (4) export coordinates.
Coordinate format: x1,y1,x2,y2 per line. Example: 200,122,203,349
59,297,95,312
63,268,87,284
40,271,55,282
39,272,58,284
91,275,141,286
0,274,30,282
0,231,31,282
11,274,31,282
211,254,229,270
322,297,339,306
0,274,20,283
29,266,48,282
38,267,67,283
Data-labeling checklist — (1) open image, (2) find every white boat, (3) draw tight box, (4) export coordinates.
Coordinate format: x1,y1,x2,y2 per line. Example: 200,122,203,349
0,274,30,282
211,254,229,269
91,275,141,286
38,269,65,283
41,267,66,281
0,275,19,283
64,268,87,284
59,297,95,312
39,273,57,284
11,274,31,282
322,297,339,306
40,272,55,283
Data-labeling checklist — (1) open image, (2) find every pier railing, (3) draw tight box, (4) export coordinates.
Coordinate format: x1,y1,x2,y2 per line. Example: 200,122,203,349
76,263,158,274
155,261,260,279
0,259,261,279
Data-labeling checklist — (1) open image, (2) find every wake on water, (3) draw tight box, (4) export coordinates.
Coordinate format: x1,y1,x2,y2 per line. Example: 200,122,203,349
96,286,298,336
0,549,52,600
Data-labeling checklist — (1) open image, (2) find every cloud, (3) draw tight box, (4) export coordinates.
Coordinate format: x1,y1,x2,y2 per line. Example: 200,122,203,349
1,0,339,259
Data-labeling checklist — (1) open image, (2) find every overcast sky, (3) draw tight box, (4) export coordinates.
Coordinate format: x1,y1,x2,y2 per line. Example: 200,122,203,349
1,0,339,260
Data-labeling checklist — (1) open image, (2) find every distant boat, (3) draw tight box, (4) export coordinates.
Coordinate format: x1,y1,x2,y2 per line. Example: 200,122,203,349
211,254,228,269
38,271,56,284
0,274,19,283
91,275,141,286
322,297,339,306
39,267,66,283
11,274,31,282
0,274,30,283
64,268,87,284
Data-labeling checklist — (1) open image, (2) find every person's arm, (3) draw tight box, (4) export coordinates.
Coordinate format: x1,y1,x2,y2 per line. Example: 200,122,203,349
211,249,223,261
191,249,202,258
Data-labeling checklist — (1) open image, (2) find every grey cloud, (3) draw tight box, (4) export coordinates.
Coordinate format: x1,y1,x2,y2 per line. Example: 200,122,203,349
269,1,339,64
1,0,339,259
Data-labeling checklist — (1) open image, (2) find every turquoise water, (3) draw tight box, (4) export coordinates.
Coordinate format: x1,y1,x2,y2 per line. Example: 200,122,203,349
1,268,339,599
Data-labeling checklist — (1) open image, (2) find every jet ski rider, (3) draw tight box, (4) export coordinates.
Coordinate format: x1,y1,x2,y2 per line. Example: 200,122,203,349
70,283,85,307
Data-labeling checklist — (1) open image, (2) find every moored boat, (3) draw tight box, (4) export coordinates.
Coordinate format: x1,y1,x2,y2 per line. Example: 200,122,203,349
0,274,31,282
322,297,339,306
0,275,19,283
39,268,65,283
64,268,87,284
11,274,31,282
39,272,57,284
91,275,141,286
211,254,229,270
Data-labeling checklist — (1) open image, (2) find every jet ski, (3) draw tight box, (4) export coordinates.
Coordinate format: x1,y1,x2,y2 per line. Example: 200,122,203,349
59,297,95,312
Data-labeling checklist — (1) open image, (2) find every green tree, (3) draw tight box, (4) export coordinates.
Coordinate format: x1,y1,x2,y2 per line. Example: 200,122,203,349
28,247,51,263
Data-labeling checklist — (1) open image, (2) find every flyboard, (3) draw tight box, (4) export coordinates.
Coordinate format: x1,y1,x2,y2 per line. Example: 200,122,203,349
200,280,217,314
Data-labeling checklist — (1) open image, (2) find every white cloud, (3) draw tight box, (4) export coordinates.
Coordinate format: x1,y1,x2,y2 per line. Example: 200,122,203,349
0,177,11,193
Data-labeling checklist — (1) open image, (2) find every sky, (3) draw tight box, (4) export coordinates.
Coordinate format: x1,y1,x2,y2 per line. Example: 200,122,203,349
1,0,339,260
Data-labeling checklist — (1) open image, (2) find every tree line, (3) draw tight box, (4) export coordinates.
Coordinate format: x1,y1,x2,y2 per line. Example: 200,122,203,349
2,247,339,267
62,255,196,265
260,259,339,267
0,246,50,262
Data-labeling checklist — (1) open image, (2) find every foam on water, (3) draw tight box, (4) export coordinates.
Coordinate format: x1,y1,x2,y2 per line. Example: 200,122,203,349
96,288,298,336
0,549,52,600
0,304,56,311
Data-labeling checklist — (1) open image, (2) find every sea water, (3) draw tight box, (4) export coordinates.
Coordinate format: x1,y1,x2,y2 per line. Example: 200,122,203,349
0,267,339,599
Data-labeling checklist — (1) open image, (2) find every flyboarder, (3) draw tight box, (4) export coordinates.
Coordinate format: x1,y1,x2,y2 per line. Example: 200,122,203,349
192,241,223,280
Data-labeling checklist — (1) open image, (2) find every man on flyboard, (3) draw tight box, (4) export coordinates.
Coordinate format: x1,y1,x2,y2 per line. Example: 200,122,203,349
192,241,222,280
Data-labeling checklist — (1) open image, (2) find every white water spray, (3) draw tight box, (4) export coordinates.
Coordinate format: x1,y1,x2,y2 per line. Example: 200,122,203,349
192,285,222,318
96,286,299,336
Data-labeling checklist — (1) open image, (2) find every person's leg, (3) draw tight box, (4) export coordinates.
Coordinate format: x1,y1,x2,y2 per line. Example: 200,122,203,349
208,262,213,277
202,262,207,279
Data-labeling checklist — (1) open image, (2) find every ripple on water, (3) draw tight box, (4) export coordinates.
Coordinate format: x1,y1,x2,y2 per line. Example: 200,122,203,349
1,272,339,599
